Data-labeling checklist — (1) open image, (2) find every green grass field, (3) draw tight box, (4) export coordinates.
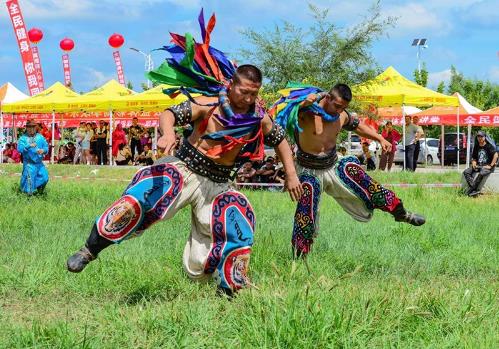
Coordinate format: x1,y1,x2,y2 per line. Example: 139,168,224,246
1,164,498,348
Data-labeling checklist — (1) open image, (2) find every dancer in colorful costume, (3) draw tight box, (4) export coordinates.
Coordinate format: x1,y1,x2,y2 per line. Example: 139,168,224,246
67,10,302,295
17,120,49,195
271,83,425,257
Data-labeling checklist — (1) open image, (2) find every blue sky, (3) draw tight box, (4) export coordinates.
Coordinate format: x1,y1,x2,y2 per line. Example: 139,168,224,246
1,0,498,94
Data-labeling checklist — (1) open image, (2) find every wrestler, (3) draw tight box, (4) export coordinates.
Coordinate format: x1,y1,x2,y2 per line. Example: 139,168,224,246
271,83,425,257
67,11,302,295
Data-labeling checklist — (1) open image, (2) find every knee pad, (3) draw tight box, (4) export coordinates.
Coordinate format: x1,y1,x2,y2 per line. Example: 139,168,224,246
206,191,255,291
97,164,183,242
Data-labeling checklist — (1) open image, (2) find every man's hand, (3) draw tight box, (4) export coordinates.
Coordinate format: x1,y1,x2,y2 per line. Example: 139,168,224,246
300,94,318,108
285,174,304,202
380,139,392,153
30,143,37,147
472,161,477,170
37,149,44,155
483,165,491,170
157,131,177,155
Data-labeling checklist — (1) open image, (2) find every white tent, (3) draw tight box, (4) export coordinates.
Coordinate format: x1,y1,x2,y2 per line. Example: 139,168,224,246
0,83,30,162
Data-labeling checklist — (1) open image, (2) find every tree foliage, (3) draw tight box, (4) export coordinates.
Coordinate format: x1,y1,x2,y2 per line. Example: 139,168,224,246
413,63,428,87
239,1,396,96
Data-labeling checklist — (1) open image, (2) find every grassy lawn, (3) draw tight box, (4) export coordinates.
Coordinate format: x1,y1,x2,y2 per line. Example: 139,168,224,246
0,164,497,348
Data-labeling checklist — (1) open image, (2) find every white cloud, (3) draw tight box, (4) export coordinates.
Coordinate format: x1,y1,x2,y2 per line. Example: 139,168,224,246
384,3,452,35
82,68,115,89
428,68,452,88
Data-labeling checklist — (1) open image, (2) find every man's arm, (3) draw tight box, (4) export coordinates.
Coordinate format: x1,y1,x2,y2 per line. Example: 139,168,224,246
349,117,392,153
261,115,303,201
157,96,212,153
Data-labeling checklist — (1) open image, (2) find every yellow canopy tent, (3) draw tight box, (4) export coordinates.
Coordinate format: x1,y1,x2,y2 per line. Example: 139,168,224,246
2,82,81,163
353,67,460,169
2,82,80,113
113,84,187,112
353,66,459,107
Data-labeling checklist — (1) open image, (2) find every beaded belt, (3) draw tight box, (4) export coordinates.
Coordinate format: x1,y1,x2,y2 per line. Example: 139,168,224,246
175,139,233,183
296,148,337,170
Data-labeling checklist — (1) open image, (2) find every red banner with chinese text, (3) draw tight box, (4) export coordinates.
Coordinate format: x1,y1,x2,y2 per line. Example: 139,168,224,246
113,51,126,85
386,114,499,127
62,54,71,86
31,46,45,91
6,0,42,96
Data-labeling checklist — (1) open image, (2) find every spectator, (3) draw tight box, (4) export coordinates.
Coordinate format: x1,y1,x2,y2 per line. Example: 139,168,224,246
115,144,133,166
256,157,276,183
358,141,376,170
90,122,98,164
380,121,401,171
273,164,286,185
52,123,61,161
462,131,498,197
135,144,155,165
128,117,145,160
403,115,420,171
140,131,152,150
73,122,86,164
81,123,94,165
237,162,256,183
58,142,76,164
94,121,108,165
112,123,127,162
2,143,20,163
412,116,424,171
338,146,347,159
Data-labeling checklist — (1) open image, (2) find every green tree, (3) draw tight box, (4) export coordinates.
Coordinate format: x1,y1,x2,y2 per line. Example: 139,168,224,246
126,81,134,90
239,1,396,96
436,81,445,93
413,63,428,87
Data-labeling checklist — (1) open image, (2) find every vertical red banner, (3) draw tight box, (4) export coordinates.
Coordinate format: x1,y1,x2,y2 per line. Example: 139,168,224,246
31,46,45,91
62,54,71,86
113,51,126,85
6,0,41,96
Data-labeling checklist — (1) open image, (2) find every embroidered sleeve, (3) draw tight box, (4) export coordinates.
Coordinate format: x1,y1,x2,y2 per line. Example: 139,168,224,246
342,111,360,131
167,100,192,126
264,123,286,147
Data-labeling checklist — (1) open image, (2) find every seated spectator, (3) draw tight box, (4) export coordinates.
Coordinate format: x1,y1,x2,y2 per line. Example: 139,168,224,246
3,143,21,163
237,162,256,183
115,144,133,166
256,157,276,183
357,141,376,171
58,142,76,164
135,144,155,166
338,146,347,159
273,165,286,185
462,131,498,197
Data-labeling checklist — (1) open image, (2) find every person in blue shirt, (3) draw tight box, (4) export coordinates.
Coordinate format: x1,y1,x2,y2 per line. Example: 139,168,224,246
17,120,49,195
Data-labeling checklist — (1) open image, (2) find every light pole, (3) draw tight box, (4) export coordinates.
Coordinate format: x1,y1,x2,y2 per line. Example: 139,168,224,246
411,38,428,73
129,47,154,89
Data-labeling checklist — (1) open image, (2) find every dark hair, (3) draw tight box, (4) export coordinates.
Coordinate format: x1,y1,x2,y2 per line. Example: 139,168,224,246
385,121,392,126
232,64,262,85
329,83,352,102
362,141,370,146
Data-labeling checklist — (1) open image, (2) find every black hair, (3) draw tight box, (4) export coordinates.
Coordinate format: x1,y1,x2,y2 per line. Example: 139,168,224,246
385,121,393,126
329,83,352,102
232,64,262,85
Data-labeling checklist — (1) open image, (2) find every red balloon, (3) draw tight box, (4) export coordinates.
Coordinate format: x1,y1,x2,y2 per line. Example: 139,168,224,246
60,38,74,52
108,33,124,49
28,28,43,44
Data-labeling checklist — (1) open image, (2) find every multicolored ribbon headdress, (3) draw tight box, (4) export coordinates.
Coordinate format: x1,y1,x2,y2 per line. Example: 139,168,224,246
148,8,265,160
270,83,340,142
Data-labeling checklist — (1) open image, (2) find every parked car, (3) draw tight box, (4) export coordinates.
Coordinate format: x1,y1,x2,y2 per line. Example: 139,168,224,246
340,134,362,154
394,138,440,165
437,132,471,166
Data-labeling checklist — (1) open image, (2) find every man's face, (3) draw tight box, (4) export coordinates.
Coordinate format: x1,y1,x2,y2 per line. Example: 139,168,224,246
324,94,349,116
412,116,419,125
228,77,261,111
243,162,252,170
405,116,411,125
26,125,36,136
477,135,486,145
132,118,138,125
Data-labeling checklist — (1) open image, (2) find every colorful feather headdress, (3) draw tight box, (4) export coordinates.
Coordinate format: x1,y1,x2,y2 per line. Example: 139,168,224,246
270,83,340,142
148,9,265,160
